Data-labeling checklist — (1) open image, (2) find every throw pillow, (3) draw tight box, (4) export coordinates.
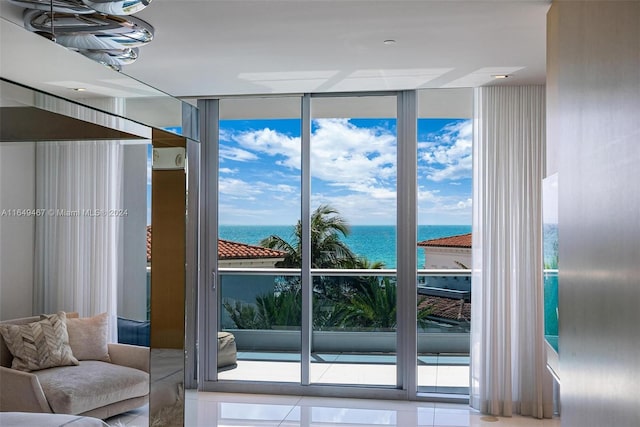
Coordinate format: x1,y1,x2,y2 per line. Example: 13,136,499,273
66,312,111,362
0,311,79,372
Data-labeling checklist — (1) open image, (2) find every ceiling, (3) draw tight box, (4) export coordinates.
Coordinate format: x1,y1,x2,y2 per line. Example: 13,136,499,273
0,0,551,99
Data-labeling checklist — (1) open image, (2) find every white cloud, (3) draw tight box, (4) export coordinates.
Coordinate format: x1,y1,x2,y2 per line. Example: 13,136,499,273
219,203,296,225
417,189,439,202
220,177,299,202
218,177,263,200
419,120,472,182
310,119,396,191
226,118,397,201
219,167,238,174
219,128,233,142
426,155,472,182
312,192,397,225
422,196,472,212
235,128,300,167
417,184,472,224
219,119,472,225
273,184,297,194
219,182,300,225
456,198,473,209
219,146,258,162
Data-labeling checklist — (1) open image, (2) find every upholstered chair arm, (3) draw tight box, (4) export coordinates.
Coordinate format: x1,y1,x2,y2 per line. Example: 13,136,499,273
0,366,52,413
108,343,150,373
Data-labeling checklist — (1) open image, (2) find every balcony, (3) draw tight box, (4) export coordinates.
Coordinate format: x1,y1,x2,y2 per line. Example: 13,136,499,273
217,270,471,395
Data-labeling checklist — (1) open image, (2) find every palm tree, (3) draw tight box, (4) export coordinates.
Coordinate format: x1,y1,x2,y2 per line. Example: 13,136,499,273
222,290,302,329
338,278,433,330
260,204,357,268
255,290,302,328
254,205,419,330
340,277,397,329
347,257,386,270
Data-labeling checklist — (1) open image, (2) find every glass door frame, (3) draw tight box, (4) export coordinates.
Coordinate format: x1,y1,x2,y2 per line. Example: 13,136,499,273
197,91,425,400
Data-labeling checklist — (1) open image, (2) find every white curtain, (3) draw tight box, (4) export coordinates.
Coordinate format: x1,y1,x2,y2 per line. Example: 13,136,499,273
471,86,553,418
34,141,123,342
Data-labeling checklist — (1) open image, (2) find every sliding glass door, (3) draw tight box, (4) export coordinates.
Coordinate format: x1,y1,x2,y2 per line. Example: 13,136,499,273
216,97,302,383
415,89,473,395
200,90,472,400
308,95,398,387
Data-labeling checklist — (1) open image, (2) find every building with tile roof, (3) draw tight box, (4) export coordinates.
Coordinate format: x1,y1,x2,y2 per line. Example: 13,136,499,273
419,295,471,324
417,233,471,327
417,233,472,269
147,226,285,268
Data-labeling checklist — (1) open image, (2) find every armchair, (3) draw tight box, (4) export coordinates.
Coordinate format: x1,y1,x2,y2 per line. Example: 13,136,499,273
0,314,149,420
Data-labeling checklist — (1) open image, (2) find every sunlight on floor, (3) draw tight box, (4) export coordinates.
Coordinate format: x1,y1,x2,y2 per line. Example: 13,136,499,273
218,357,469,391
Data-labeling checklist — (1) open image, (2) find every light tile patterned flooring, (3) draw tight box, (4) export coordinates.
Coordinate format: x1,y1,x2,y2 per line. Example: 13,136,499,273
108,391,560,427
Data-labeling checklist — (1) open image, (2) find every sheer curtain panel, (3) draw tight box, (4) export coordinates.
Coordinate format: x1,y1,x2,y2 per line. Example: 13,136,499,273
34,141,123,342
471,86,553,418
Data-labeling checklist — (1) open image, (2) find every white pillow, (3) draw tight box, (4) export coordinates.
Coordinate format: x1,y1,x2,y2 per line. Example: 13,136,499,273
66,312,111,362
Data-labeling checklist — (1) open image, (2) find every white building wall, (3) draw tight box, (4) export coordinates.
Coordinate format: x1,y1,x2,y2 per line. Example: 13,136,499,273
422,247,471,269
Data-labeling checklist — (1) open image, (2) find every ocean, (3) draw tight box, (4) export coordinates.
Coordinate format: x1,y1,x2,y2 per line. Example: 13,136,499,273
219,225,471,269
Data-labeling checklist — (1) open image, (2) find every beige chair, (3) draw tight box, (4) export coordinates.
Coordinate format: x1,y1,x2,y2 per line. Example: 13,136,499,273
0,314,149,420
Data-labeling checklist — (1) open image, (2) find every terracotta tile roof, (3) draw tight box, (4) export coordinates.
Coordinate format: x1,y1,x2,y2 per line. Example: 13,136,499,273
218,239,286,260
417,233,472,248
419,295,471,322
146,226,285,262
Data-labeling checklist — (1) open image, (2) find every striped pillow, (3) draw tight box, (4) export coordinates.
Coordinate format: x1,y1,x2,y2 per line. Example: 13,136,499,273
0,311,79,372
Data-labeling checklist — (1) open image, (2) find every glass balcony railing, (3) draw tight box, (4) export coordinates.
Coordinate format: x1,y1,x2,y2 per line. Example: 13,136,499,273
417,270,470,395
543,269,559,353
216,268,471,393
309,271,397,386
218,271,301,383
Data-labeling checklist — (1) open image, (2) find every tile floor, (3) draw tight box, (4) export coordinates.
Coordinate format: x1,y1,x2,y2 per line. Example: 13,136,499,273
108,391,561,427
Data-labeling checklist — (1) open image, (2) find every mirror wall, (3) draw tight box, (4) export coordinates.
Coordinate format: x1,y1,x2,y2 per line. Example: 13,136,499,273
0,16,198,426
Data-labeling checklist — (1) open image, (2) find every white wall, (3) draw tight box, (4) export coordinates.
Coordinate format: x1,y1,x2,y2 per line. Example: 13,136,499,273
547,2,640,426
421,247,471,269
118,144,150,321
0,142,35,320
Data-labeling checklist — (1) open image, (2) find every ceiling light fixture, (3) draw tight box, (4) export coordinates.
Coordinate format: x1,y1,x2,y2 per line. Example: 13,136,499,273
383,39,396,45
492,74,509,79
73,88,87,92
11,0,155,70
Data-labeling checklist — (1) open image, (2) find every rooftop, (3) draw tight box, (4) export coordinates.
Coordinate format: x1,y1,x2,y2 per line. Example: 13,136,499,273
417,233,472,249
218,239,286,260
146,226,286,262
419,296,471,323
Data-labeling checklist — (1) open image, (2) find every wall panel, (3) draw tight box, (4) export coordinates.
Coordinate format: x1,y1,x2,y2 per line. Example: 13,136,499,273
547,2,640,426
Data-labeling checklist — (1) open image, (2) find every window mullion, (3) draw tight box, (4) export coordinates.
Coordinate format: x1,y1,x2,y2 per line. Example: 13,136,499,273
198,98,220,384
301,94,312,386
396,90,418,395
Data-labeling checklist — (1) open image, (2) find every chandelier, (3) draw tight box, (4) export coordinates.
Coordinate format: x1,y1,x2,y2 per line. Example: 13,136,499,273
10,0,154,70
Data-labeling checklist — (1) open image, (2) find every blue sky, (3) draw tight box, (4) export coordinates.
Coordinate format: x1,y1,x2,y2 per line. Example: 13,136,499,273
216,117,472,226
